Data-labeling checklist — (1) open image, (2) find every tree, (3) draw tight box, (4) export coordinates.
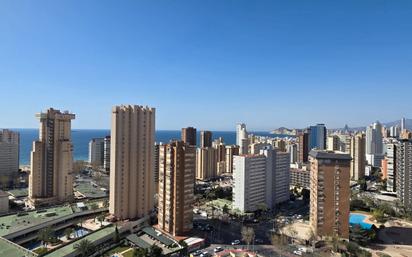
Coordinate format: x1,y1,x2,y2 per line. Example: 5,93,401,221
113,225,120,243
64,227,74,240
74,239,95,257
97,213,105,227
149,244,163,257
90,203,99,210
134,248,148,257
271,233,288,256
372,208,386,223
38,227,53,248
222,204,229,215
73,160,88,174
179,240,188,257
241,226,255,250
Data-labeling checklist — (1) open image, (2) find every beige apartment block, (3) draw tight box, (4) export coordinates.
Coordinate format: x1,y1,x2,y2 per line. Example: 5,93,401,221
29,108,75,206
109,105,155,220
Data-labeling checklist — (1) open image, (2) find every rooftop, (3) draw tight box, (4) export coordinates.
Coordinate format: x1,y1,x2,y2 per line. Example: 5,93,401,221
45,226,116,257
0,237,37,257
0,205,73,237
309,150,351,161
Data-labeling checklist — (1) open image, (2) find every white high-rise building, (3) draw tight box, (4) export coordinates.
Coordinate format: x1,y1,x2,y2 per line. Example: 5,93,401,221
389,126,400,138
236,123,249,155
233,154,267,212
401,117,406,131
288,144,298,164
233,146,290,213
366,121,384,167
88,138,105,166
0,129,19,188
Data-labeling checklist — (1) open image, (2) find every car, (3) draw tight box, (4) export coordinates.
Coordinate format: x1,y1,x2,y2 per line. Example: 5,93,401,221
200,251,210,257
192,250,202,256
293,250,303,256
214,247,223,253
255,238,264,244
231,240,241,245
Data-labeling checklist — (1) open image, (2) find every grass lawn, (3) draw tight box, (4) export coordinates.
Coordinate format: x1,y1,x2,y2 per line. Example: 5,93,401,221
103,246,130,256
122,249,135,257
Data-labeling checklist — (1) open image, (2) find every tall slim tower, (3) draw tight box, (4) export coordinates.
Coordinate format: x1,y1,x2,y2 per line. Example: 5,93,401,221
181,127,197,146
0,129,19,188
109,105,155,220
350,133,366,181
396,140,412,208
236,123,249,155
401,117,406,131
200,131,212,148
158,141,195,236
366,121,384,167
309,124,327,150
309,150,351,239
29,108,75,205
297,131,310,163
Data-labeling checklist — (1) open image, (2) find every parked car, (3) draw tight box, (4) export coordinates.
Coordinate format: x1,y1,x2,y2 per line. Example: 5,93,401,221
293,250,303,256
231,240,241,245
214,247,223,253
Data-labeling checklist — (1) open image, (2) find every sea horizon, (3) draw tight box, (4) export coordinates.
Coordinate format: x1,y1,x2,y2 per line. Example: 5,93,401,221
11,128,287,166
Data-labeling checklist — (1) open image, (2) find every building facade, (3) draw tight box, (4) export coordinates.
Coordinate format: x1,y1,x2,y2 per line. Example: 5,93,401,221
236,123,249,155
109,105,155,220
309,124,327,150
103,136,111,172
200,131,212,148
158,141,195,236
396,140,412,208
225,145,239,173
88,138,105,167
350,133,366,181
181,127,197,146
309,150,351,239
366,122,384,167
196,147,217,180
297,132,310,163
233,154,267,212
0,129,19,188
29,108,75,205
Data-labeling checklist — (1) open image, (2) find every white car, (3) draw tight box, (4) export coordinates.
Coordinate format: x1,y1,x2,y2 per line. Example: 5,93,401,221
231,240,241,245
214,247,223,253
293,250,303,256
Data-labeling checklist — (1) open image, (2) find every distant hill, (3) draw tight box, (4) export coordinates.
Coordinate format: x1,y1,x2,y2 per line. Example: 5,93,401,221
336,119,412,131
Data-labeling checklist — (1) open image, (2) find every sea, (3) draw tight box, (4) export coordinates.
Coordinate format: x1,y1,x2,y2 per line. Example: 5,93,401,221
15,129,286,165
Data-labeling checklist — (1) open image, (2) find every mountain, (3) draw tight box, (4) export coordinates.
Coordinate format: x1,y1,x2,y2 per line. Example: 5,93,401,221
335,119,412,131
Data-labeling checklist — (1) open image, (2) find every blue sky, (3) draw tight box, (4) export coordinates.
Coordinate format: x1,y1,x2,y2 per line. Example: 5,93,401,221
0,0,411,130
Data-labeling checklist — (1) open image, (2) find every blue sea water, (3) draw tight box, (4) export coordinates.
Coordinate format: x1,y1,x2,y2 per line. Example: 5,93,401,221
15,129,281,165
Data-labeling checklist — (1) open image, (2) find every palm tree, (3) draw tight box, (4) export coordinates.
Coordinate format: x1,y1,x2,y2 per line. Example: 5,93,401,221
74,239,95,257
97,213,105,227
64,227,74,240
38,227,53,248
241,226,255,250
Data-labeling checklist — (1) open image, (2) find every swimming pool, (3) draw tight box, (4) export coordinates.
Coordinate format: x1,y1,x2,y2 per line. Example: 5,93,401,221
349,213,373,230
